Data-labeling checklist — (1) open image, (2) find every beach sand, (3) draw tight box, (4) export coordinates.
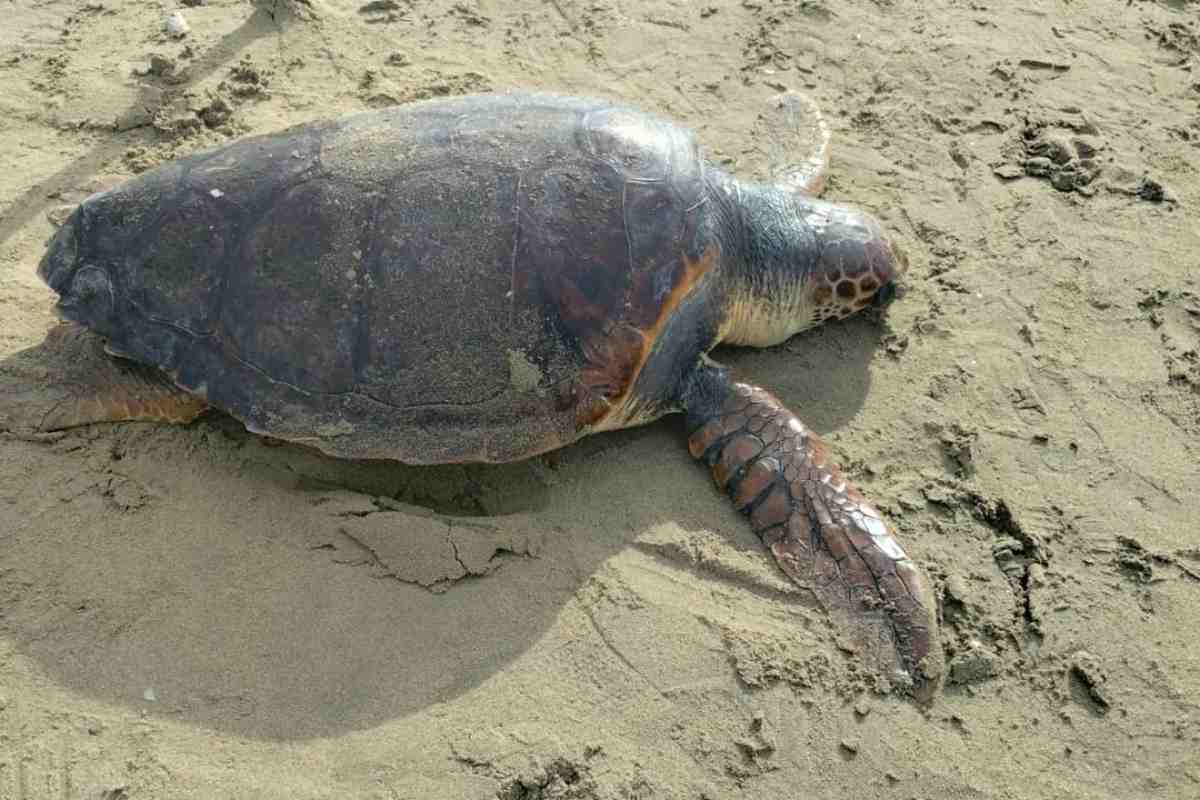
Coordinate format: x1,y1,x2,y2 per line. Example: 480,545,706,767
1,1,1197,797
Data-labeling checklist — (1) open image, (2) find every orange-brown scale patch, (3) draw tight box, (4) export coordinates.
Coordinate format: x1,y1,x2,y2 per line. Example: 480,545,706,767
688,418,726,458
579,245,720,430
750,483,792,532
714,434,764,489
733,457,780,510
574,325,645,427
41,386,208,431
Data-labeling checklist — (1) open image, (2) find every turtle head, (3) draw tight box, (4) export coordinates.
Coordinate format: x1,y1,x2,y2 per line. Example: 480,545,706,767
719,184,908,347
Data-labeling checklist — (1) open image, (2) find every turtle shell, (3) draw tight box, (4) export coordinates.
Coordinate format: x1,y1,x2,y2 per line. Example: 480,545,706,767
39,93,725,463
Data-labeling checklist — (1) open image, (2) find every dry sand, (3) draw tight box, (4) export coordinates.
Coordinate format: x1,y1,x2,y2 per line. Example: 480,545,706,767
1,0,1198,797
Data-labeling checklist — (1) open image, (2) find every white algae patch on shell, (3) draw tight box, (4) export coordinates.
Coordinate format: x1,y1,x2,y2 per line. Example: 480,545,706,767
316,419,356,438
506,349,546,395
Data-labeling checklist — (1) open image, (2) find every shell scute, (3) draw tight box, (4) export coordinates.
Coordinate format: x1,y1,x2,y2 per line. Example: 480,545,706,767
46,93,721,463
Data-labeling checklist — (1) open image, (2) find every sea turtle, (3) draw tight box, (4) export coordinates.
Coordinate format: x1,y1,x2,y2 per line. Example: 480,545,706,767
27,91,940,698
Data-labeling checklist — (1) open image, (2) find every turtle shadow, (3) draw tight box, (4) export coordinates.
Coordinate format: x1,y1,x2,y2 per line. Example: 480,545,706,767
714,312,888,433
0,317,881,741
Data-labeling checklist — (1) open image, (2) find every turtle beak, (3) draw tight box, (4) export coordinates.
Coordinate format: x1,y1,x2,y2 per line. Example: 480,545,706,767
870,237,909,310
871,279,897,309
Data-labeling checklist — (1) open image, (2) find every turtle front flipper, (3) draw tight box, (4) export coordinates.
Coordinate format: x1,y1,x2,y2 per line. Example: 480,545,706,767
682,359,941,701
762,91,831,196
0,323,208,434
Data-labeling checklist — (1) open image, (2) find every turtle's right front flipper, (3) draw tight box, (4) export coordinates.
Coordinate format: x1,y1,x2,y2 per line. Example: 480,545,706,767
682,359,941,701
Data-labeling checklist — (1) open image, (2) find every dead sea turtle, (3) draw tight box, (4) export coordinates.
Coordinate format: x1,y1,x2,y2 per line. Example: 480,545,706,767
31,92,940,698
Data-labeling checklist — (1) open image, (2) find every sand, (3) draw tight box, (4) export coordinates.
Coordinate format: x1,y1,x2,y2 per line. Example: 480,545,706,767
1,1,1198,797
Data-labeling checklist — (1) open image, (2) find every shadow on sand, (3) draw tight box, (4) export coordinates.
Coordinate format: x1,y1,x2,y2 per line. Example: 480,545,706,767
0,313,884,740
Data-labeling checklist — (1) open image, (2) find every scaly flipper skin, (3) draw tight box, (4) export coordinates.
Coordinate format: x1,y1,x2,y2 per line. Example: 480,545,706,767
32,324,208,432
763,91,831,197
684,363,941,701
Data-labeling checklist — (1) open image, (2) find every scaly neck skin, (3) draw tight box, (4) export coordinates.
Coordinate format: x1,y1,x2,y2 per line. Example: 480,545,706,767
708,173,820,347
708,169,905,349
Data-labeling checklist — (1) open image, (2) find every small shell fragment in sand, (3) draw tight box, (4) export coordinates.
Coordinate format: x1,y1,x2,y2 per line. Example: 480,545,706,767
165,11,190,38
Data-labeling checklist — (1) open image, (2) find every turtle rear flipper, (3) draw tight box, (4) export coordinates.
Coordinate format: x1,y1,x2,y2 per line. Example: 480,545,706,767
0,323,208,434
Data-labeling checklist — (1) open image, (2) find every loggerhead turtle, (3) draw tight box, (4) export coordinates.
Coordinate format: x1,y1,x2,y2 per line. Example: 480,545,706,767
30,92,940,698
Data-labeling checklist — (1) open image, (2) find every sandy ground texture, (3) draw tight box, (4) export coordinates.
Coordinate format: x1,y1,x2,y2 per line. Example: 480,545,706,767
1,0,1199,797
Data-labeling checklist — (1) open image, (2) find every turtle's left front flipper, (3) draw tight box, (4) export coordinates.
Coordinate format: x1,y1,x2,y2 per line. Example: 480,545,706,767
683,359,942,701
